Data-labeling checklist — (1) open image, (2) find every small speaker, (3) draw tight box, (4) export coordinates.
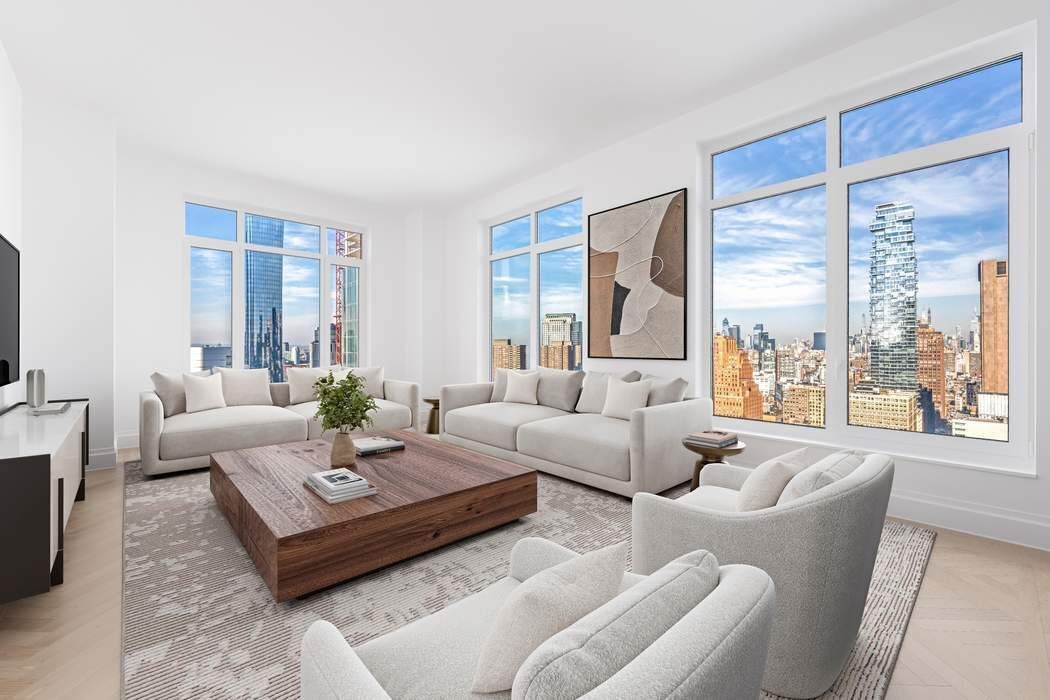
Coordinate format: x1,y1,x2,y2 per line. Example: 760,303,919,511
26,369,45,408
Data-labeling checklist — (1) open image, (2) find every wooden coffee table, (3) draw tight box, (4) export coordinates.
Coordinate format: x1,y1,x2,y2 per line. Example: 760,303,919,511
209,430,537,602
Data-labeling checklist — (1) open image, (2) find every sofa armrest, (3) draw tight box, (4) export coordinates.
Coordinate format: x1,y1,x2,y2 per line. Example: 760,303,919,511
698,462,752,491
440,382,494,429
508,537,579,582
139,391,164,474
300,620,391,700
269,382,291,407
628,398,712,493
383,379,420,430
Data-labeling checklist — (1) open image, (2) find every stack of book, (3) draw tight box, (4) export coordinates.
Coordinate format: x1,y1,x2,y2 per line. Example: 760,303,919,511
684,429,739,449
304,468,378,504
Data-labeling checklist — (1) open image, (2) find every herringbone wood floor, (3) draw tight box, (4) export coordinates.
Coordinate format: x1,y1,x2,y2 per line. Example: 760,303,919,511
1,452,1049,699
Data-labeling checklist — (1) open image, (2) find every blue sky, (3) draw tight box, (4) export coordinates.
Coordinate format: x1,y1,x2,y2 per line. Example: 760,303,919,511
190,247,232,345
279,255,320,346
491,215,530,253
713,121,826,199
848,151,1009,335
185,202,236,241
713,186,827,344
841,57,1021,165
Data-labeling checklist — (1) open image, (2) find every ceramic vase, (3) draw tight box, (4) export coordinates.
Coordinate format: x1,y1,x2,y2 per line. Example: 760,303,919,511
331,432,356,468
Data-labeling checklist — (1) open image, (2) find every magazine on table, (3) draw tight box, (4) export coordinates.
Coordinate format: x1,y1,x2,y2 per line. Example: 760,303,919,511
685,429,739,448
304,467,377,503
304,478,377,504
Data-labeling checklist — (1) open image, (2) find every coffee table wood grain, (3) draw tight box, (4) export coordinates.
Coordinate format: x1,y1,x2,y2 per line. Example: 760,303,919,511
209,430,537,602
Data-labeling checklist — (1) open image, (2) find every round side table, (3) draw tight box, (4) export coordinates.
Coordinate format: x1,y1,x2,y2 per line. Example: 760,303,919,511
682,439,746,491
423,398,441,434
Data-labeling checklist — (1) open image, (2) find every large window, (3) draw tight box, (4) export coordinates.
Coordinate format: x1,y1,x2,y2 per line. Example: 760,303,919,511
185,202,365,380
707,41,1030,463
488,198,584,375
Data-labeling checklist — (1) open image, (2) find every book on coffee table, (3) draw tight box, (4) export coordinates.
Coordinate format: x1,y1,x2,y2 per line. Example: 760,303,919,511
305,467,377,504
304,478,377,504
355,436,406,456
684,430,739,448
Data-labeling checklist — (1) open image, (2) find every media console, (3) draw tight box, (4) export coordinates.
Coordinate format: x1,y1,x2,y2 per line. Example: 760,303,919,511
0,399,88,603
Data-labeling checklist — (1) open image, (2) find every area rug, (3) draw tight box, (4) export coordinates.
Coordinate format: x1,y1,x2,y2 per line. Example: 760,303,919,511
122,461,934,699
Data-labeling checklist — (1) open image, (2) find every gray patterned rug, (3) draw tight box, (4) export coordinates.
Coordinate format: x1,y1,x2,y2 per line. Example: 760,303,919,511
122,461,934,699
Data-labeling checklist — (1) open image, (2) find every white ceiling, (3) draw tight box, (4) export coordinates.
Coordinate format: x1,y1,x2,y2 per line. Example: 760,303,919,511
0,0,954,207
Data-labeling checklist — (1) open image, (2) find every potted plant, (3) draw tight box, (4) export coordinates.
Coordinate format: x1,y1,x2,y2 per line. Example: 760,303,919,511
313,370,378,467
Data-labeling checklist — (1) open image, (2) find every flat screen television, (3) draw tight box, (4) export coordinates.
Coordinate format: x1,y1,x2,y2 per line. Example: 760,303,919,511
0,232,17,387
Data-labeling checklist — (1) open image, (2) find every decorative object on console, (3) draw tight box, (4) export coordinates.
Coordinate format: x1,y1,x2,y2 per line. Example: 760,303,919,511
26,368,45,408
313,370,378,467
588,188,686,360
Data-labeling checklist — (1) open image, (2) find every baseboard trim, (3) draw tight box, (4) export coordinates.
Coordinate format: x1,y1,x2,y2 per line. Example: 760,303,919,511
889,489,1050,552
88,447,117,469
117,431,138,450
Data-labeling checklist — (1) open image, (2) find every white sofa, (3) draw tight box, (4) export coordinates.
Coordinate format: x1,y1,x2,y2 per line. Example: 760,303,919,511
139,376,419,476
631,451,894,698
300,537,776,699
440,371,711,497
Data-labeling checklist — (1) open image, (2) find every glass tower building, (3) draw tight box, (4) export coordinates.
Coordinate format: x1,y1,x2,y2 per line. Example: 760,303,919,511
245,250,284,382
867,202,918,390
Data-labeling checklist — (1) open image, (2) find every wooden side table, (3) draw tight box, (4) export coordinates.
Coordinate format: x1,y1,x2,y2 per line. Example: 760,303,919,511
682,439,746,491
423,398,441,434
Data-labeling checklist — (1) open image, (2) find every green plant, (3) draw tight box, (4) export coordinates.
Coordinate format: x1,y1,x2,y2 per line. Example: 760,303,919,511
313,371,377,434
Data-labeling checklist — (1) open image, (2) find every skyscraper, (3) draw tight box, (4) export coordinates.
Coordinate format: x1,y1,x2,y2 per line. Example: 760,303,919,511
713,334,762,420
916,320,947,420
492,339,526,372
541,312,582,370
245,251,284,382
867,202,917,391
812,331,826,351
978,258,1008,394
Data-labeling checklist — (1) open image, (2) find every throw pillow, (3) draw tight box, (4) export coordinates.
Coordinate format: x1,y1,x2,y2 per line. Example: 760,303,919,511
737,459,797,511
575,371,642,414
778,449,868,504
601,377,651,420
503,371,540,405
349,366,385,399
182,372,226,413
641,374,688,406
214,367,273,407
536,367,585,412
150,371,187,418
287,366,348,405
513,549,719,700
472,542,627,693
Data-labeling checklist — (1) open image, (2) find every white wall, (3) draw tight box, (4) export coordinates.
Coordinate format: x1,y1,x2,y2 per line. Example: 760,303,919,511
19,94,116,466
113,140,411,449
433,0,1050,549
0,41,21,412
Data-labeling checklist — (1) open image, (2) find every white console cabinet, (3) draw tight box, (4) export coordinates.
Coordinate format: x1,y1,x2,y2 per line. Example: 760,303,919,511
0,400,88,603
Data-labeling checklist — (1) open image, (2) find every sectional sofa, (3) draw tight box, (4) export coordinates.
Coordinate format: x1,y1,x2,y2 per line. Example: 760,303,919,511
441,368,712,497
139,367,419,476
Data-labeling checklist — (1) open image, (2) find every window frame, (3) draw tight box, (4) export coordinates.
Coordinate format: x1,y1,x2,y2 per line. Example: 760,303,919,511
183,196,368,373
699,28,1035,475
484,195,585,378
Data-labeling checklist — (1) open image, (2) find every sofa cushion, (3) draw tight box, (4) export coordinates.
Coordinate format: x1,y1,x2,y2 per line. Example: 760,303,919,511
601,377,651,420
183,372,226,413
213,367,273,407
150,370,210,418
504,371,540,405
676,484,739,511
349,366,385,399
575,370,641,414
736,459,796,511
517,414,632,481
492,368,528,403
778,449,868,504
444,402,569,452
472,542,627,692
356,577,518,700
514,549,720,699
641,374,689,406
287,366,347,405
159,405,307,460
536,367,585,412
286,398,413,439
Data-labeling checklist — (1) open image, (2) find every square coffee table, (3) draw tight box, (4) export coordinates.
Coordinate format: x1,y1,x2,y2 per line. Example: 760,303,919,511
210,430,537,602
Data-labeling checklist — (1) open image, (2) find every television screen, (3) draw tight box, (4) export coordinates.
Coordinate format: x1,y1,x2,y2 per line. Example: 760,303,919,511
0,233,17,387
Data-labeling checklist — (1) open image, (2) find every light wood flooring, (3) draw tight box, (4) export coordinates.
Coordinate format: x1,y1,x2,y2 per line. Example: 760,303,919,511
1,450,1049,699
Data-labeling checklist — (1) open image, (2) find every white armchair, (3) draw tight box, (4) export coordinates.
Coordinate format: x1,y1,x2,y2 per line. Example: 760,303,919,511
632,453,894,698
301,537,776,699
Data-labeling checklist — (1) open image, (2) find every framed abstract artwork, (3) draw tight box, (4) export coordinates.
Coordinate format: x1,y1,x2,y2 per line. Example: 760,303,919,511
588,188,686,359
